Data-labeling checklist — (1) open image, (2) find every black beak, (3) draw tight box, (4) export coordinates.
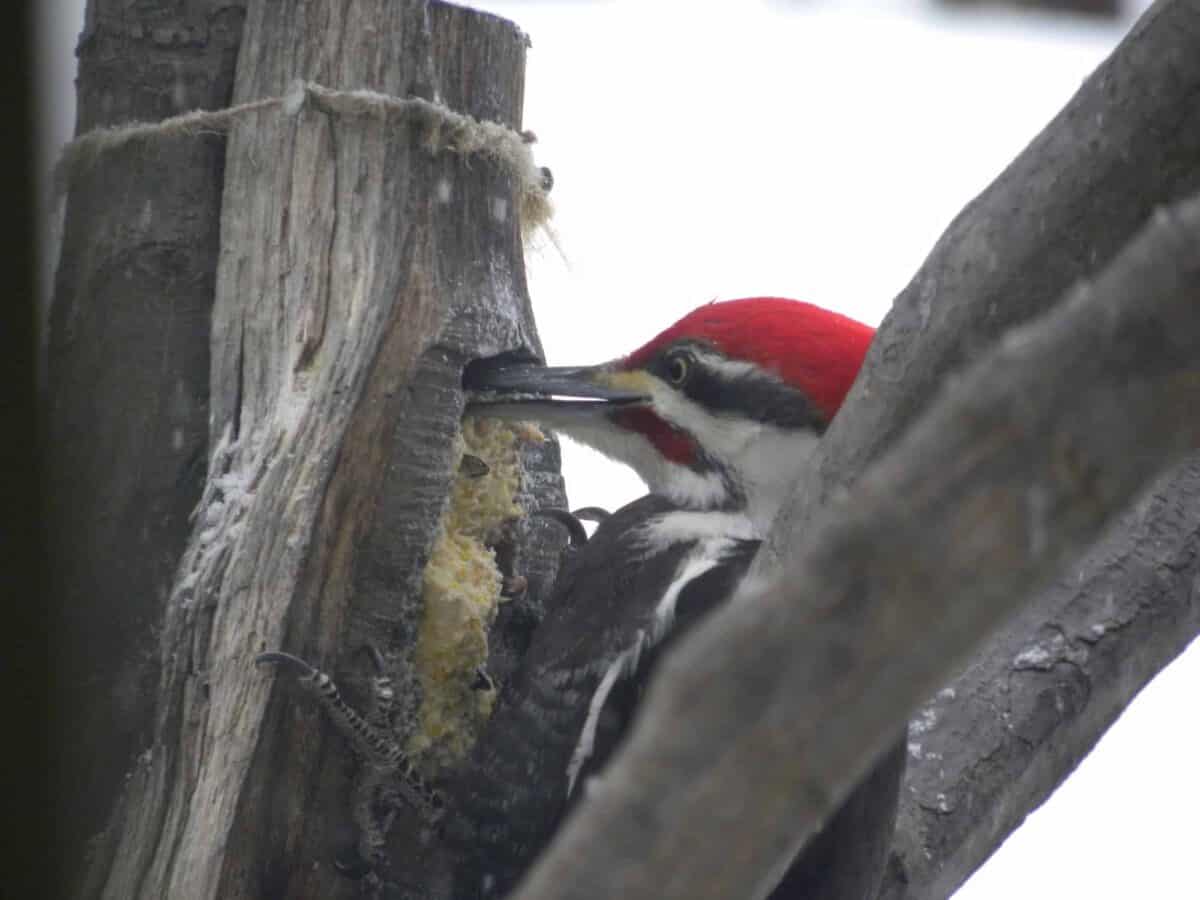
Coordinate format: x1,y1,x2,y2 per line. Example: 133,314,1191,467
463,361,648,421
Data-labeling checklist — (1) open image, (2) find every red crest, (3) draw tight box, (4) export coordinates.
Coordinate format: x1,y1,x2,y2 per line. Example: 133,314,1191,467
622,297,875,420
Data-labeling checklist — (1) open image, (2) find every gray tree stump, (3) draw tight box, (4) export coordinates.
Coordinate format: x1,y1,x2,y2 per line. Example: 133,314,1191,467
47,0,248,884
49,2,564,898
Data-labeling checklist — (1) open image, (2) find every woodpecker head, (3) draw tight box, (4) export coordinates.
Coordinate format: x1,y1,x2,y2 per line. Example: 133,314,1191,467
466,297,873,531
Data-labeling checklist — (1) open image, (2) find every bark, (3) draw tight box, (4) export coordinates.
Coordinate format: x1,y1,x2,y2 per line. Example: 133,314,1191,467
792,2,1200,890
51,2,565,898
512,187,1200,900
881,459,1200,899
512,1,1200,897
10,4,43,897
762,0,1200,567
860,2,1200,892
46,1,247,882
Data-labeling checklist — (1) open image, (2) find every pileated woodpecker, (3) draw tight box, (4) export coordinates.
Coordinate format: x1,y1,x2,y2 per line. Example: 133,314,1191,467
453,297,905,899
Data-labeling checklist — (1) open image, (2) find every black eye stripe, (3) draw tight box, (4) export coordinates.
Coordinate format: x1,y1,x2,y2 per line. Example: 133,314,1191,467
649,345,826,432
686,367,826,431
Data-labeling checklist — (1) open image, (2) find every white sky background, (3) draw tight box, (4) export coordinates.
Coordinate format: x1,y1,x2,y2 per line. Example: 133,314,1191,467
39,0,1198,897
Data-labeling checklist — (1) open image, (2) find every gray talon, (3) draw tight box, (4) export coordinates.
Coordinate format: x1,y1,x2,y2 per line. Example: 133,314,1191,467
531,508,588,548
571,506,610,523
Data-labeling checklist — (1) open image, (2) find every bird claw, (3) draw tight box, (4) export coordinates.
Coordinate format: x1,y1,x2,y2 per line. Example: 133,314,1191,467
571,506,610,524
531,508,589,548
530,506,612,549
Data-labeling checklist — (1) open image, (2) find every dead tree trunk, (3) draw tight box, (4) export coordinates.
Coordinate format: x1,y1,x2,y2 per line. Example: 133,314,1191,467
47,1,247,886
50,2,564,898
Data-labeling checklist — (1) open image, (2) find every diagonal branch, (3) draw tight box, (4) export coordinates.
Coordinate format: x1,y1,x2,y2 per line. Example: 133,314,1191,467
762,0,1200,564
882,455,1200,899
510,175,1200,900
506,3,1200,898
411,8,1200,898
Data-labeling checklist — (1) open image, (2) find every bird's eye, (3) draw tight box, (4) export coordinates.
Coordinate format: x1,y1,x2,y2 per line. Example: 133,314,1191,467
665,353,690,386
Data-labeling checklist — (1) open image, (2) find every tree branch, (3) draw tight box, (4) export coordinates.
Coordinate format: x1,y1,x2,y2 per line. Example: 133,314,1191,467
882,457,1200,899
46,3,246,887
511,101,1200,900
516,4,1200,895
763,0,1200,564
513,4,1200,896
751,0,1199,893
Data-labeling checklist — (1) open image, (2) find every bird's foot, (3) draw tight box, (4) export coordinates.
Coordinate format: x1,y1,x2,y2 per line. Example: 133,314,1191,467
531,508,589,548
530,506,611,550
571,506,610,525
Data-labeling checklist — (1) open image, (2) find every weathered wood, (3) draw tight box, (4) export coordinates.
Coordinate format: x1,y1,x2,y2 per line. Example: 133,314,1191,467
882,459,1200,899
58,2,564,898
512,180,1200,900
770,1,1200,893
45,3,247,889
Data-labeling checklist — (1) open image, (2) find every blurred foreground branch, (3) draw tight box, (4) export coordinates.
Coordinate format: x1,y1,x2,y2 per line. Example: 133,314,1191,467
514,185,1200,900
881,455,1200,899
513,1,1200,896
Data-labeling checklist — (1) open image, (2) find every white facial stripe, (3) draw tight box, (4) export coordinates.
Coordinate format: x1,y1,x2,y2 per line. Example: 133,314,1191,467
688,347,768,383
554,419,729,509
544,383,819,527
647,380,758,460
521,349,821,522
642,380,819,530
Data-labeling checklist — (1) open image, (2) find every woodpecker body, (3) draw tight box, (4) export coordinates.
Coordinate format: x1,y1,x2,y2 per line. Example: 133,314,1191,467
447,494,759,894
453,297,901,899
